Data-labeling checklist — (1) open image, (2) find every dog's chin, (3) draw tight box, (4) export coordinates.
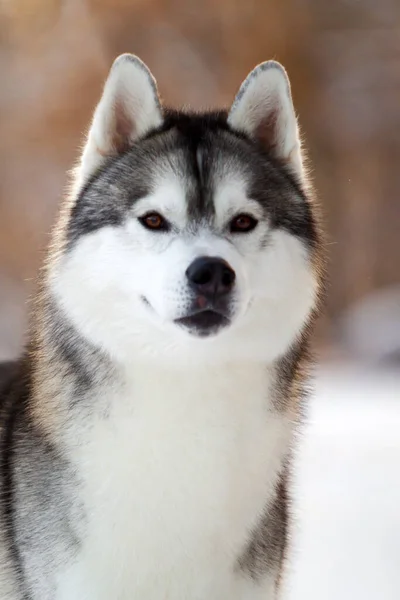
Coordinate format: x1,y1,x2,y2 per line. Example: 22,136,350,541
174,310,231,338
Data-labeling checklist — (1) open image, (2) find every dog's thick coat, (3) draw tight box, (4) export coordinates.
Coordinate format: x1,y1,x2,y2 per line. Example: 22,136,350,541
0,54,324,599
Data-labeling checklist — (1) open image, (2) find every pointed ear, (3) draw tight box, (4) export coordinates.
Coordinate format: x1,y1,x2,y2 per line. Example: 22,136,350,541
78,54,162,186
228,61,303,179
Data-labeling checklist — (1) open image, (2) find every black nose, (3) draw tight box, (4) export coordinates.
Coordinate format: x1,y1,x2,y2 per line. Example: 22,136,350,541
186,256,236,299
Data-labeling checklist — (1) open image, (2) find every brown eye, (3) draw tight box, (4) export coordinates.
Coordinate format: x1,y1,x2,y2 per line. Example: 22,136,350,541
230,214,258,233
139,212,169,231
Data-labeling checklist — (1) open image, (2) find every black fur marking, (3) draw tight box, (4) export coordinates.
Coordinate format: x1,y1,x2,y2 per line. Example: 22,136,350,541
238,474,289,581
66,109,318,251
158,109,232,137
0,361,19,391
274,333,312,414
0,361,31,600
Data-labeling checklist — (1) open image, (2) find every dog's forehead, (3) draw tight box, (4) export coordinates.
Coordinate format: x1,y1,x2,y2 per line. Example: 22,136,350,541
136,136,252,224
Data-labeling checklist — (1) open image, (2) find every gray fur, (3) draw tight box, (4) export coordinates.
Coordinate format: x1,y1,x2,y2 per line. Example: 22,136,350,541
238,476,289,581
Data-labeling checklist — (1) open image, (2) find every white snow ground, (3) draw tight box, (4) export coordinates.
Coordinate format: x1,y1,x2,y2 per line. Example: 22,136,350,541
285,362,400,600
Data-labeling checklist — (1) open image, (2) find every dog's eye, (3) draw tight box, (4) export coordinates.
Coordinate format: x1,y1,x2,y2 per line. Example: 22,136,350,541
139,212,169,231
230,214,258,233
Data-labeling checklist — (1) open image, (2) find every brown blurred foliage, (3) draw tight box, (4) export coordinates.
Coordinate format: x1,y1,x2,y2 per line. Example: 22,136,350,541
0,0,399,358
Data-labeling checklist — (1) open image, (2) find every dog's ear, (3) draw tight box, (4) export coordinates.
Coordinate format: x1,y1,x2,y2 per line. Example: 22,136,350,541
228,61,303,179
78,54,162,186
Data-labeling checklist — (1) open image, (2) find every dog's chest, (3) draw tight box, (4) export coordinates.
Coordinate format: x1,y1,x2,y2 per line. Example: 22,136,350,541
58,367,289,599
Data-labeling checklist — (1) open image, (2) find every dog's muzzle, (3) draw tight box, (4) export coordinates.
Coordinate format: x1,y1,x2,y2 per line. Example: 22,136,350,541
175,256,235,337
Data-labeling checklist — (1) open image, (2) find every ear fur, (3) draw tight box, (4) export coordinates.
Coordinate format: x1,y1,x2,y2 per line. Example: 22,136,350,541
228,61,303,178
78,54,162,186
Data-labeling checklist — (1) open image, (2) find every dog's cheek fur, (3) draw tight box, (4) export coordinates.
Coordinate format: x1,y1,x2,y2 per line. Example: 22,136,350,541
50,229,159,365
237,229,318,357
50,220,316,371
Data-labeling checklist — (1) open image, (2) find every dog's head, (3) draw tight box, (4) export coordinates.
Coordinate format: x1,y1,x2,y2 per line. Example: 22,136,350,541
50,54,321,366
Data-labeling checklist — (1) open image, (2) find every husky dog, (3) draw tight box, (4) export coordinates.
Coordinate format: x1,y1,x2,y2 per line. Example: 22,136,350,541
0,54,324,599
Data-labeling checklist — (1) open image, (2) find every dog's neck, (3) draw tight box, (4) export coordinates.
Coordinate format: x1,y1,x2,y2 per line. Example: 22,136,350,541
30,299,283,438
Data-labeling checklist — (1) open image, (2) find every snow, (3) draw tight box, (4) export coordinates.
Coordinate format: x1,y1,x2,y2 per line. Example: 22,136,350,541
286,362,400,600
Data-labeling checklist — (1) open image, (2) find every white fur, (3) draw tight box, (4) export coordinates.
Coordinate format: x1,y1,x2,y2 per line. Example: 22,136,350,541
55,366,289,599
228,61,303,178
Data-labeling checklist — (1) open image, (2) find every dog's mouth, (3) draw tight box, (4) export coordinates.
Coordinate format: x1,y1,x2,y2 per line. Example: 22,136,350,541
141,296,232,337
175,309,230,337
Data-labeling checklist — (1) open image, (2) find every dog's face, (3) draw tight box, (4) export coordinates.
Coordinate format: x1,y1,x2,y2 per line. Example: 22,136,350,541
50,55,320,366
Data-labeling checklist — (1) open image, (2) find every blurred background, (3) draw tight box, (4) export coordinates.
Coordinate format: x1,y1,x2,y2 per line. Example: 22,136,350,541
0,1,399,598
